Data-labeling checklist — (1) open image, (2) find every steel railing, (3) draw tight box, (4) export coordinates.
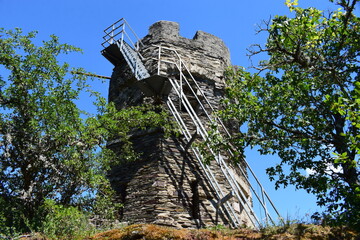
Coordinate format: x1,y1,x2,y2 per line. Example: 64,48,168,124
154,45,284,228
155,46,258,227
102,18,144,51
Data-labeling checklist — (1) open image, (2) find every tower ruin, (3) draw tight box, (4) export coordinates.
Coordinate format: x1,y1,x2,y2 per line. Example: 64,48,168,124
101,19,280,229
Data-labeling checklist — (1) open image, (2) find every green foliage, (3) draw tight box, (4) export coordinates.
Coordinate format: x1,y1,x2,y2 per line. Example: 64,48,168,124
90,183,124,230
220,0,360,230
41,199,94,240
0,28,169,236
0,199,12,238
207,224,226,231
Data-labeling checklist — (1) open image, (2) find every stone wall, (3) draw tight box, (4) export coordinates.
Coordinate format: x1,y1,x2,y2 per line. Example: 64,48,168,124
107,20,252,229
140,20,230,86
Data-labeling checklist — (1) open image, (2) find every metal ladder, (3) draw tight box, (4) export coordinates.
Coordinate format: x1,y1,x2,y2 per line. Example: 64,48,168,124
101,18,283,229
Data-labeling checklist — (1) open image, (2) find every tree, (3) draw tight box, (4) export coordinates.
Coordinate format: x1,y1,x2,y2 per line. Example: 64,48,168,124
220,0,360,229
0,28,169,235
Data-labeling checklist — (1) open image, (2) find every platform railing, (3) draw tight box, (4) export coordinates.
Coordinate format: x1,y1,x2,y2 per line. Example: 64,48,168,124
102,18,144,52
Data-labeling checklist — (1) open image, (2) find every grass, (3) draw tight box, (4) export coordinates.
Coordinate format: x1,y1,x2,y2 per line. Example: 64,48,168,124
86,223,359,240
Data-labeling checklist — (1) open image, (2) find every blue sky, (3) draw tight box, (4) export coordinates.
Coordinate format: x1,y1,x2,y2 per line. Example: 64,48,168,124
1,0,342,221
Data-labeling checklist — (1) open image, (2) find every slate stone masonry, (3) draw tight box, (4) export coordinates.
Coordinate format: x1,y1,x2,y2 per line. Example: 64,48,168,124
107,20,252,229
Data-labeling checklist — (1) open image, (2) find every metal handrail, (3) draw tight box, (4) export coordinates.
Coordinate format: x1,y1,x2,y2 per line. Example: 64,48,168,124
166,96,241,227
102,18,144,51
154,45,283,227
168,76,259,227
103,18,124,32
159,52,257,226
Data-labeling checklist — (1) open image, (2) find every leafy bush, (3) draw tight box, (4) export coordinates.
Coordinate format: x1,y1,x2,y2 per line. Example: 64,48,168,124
40,199,95,240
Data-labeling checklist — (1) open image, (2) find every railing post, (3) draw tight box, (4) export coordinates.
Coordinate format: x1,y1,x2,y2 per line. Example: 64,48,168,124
179,59,182,111
261,187,268,224
110,24,114,44
135,61,138,79
120,23,125,49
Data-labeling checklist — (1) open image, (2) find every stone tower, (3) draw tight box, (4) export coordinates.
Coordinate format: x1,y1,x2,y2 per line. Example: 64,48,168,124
103,20,255,229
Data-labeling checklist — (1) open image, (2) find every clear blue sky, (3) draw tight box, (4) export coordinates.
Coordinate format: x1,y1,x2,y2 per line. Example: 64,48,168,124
1,0,341,222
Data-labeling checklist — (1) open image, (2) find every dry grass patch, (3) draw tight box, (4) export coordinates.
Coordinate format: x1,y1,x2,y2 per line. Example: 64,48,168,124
87,223,358,240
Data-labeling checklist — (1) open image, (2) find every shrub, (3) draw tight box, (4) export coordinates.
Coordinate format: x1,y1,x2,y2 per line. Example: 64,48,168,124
40,199,95,239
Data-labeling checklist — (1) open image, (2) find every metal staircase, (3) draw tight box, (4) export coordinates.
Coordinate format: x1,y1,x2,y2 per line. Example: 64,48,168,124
101,18,283,229
102,19,149,80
